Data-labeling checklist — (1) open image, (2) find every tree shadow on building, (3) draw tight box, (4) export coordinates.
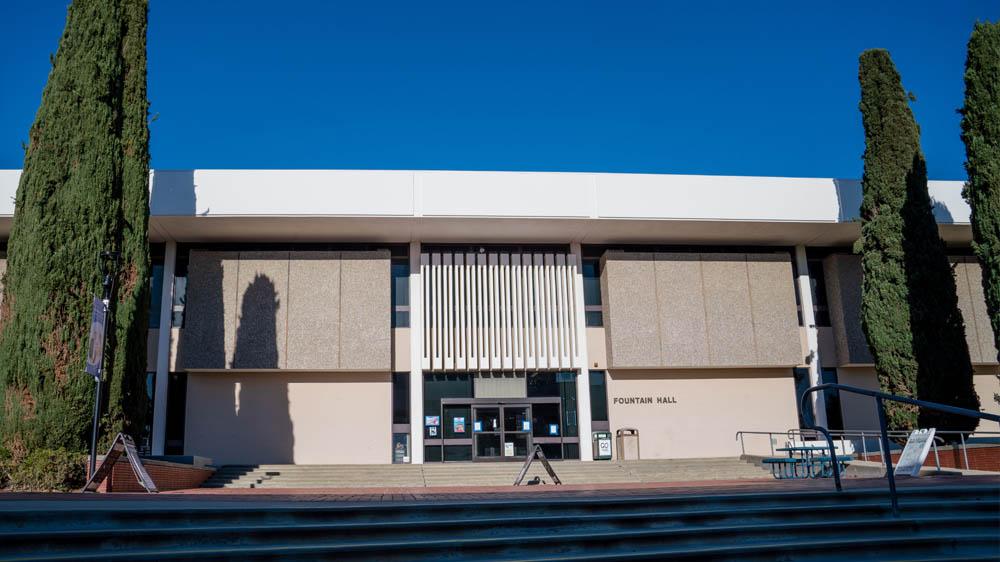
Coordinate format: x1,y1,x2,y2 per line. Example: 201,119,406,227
228,273,294,463
901,153,979,432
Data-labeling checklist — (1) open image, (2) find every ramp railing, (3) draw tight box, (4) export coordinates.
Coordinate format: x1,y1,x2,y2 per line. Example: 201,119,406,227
800,383,1000,514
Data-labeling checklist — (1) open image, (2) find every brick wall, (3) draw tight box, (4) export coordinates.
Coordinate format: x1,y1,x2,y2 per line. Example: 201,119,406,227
89,458,214,492
862,444,1000,472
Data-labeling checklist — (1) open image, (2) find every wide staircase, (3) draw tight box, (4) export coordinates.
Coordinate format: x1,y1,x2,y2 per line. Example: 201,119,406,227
201,458,772,488
2,483,997,560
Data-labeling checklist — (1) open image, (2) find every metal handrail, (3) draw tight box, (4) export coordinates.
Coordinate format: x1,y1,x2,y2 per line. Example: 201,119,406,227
800,383,1000,514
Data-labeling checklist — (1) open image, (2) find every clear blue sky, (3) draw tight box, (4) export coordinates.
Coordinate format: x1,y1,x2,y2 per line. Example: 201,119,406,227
1,1,996,178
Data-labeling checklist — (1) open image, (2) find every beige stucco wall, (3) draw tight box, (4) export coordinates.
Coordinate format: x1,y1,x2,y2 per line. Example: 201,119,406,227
178,250,390,371
601,252,801,369
587,326,608,369
836,366,1000,433
184,371,392,465
606,368,799,458
393,328,410,372
973,367,1000,432
824,253,998,367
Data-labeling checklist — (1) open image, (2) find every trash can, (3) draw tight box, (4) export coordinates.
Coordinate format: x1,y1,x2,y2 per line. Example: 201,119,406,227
592,431,613,460
616,428,640,460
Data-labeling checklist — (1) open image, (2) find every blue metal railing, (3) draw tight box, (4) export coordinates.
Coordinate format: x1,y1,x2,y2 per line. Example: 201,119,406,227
800,383,1000,514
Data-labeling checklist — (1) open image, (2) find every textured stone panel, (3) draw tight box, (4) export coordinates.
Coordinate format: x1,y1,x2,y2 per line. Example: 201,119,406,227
654,253,709,367
179,251,240,369
286,252,340,369
339,250,391,370
823,254,873,365
747,253,802,366
474,373,527,398
601,252,660,368
953,258,984,363
701,254,756,366
231,251,289,369
956,258,998,364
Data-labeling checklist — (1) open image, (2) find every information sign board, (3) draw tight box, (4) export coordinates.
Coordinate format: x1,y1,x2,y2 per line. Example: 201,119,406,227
894,428,936,477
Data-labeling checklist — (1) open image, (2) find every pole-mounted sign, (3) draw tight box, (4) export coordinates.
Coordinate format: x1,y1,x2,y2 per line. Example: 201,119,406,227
84,297,107,381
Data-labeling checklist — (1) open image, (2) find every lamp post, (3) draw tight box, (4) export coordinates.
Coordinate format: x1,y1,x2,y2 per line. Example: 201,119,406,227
87,251,120,478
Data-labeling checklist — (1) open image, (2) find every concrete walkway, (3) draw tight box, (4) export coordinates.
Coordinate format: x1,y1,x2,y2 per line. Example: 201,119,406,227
202,457,772,489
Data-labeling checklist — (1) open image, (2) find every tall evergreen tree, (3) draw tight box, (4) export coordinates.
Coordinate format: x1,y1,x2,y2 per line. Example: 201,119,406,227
961,22,1000,366
0,0,150,460
858,49,980,434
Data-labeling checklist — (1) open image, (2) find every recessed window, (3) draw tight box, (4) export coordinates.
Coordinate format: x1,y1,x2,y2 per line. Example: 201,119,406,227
582,258,603,327
391,258,410,327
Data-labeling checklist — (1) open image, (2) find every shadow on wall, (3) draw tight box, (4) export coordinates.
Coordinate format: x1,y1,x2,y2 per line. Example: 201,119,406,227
222,274,294,463
833,179,862,223
835,177,956,224
150,170,197,216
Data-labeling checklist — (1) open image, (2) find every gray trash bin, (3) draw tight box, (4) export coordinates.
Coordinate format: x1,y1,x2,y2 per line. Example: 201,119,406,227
593,431,613,460
616,428,640,460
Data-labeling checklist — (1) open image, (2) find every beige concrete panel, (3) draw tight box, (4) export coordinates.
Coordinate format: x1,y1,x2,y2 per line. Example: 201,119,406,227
747,253,801,366
146,329,158,373
823,254,873,366
957,258,998,364
836,367,880,431
393,328,410,372
606,369,798,458
232,251,289,369
973,367,1000,432
178,251,239,369
601,252,660,368
286,252,340,370
654,253,709,367
587,327,608,369
184,371,392,465
701,254,755,366
340,250,391,370
817,327,838,368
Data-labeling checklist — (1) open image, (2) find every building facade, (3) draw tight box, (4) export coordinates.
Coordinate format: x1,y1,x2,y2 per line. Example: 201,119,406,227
0,169,998,465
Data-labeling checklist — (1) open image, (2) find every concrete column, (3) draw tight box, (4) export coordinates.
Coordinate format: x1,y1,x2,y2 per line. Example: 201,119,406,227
151,240,176,456
408,241,424,463
570,243,593,460
794,245,828,428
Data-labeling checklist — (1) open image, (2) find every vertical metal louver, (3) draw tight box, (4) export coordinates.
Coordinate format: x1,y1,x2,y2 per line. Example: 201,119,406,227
421,251,583,371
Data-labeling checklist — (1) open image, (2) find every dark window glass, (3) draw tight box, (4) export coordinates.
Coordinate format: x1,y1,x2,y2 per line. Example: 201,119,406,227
531,403,561,437
442,404,471,439
392,373,409,425
807,260,831,327
391,259,410,327
424,445,442,462
793,367,843,431
138,372,156,455
149,264,164,328
164,373,187,455
563,442,580,460
821,368,844,430
583,259,603,326
792,368,814,429
423,373,473,439
444,445,472,462
539,443,563,460
589,371,609,422
527,372,578,437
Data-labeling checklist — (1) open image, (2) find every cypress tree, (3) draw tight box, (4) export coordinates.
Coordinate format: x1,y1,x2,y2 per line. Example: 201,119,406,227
858,50,980,434
961,22,1000,365
0,0,150,462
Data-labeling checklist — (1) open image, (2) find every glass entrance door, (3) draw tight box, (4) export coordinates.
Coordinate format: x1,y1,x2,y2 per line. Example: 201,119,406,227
472,404,531,461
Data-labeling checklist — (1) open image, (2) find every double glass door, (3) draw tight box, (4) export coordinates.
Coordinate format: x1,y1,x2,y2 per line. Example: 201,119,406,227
472,404,531,461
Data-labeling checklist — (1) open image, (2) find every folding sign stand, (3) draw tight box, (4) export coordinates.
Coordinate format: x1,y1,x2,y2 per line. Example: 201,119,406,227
82,433,158,493
513,444,562,486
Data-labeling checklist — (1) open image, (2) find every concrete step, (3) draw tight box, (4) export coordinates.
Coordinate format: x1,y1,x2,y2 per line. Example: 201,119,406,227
2,485,997,560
